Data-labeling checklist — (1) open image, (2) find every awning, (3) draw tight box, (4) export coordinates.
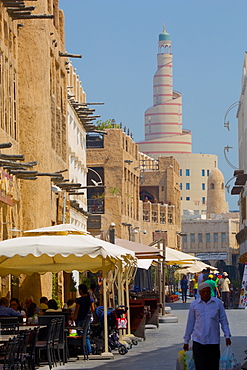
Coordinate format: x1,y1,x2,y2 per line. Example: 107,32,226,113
178,260,218,274
115,238,163,260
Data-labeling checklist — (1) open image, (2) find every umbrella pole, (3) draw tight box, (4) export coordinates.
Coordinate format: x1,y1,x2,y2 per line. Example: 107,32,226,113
162,239,166,316
117,261,123,342
125,268,131,336
101,259,113,358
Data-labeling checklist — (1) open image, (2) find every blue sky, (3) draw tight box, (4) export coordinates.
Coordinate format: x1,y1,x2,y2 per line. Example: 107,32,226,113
60,0,247,211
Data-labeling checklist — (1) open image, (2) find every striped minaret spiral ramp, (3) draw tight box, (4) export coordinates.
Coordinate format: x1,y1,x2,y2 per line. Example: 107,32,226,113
138,27,192,158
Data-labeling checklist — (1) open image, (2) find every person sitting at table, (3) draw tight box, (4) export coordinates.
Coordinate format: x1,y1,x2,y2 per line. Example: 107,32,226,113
0,297,22,316
46,299,62,312
9,298,26,317
26,303,37,319
38,296,48,314
23,296,33,311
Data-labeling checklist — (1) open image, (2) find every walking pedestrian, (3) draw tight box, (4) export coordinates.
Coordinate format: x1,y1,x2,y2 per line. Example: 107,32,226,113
180,275,188,303
219,272,231,309
198,269,205,286
183,282,231,370
205,274,220,297
191,274,198,299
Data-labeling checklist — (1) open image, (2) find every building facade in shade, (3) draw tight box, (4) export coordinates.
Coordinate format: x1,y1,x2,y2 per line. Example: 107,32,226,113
138,27,218,216
86,128,181,249
234,52,247,260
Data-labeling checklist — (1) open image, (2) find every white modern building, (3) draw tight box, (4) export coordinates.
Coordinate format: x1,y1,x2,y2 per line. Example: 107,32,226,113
138,27,218,216
67,62,88,230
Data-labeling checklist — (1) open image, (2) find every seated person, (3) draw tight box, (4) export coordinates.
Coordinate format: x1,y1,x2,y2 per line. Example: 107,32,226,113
39,296,48,314
23,296,33,312
9,298,26,317
26,303,37,318
0,297,22,316
46,299,62,312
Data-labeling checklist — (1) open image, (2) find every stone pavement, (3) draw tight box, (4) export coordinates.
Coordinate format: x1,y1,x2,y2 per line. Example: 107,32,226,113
40,297,247,370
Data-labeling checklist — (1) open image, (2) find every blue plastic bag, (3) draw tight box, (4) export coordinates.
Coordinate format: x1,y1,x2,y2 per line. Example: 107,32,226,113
219,346,241,370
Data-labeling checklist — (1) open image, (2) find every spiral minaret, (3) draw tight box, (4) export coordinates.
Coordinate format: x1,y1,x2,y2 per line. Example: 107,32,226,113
138,26,192,157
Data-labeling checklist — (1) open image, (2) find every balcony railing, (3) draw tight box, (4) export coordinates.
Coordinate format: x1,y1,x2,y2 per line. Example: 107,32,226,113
87,199,104,214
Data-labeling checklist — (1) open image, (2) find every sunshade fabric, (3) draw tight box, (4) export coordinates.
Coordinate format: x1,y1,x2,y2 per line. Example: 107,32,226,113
0,225,136,276
178,260,218,274
115,238,163,259
137,259,153,270
165,246,199,264
24,223,89,236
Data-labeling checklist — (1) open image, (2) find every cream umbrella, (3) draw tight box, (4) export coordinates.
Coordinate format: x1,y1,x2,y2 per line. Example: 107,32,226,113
0,224,136,356
178,260,218,274
0,224,135,276
0,233,136,276
165,247,200,265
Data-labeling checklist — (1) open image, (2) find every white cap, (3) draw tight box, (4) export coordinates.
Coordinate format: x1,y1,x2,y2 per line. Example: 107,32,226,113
198,282,210,291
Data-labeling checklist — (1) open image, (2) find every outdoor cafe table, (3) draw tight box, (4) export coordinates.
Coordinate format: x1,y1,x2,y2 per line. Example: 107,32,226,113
0,335,15,342
19,324,46,330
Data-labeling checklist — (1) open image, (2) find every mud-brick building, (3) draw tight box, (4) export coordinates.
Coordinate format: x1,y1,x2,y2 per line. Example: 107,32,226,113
86,128,181,249
17,0,68,230
0,0,22,246
0,0,70,300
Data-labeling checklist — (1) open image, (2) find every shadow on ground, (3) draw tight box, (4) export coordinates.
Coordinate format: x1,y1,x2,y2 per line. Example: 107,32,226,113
79,336,247,370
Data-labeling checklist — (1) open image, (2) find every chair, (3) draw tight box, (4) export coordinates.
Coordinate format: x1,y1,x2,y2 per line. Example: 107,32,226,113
26,327,39,370
0,338,18,370
53,319,63,366
38,315,67,365
0,317,19,335
67,314,91,360
16,330,31,370
35,319,56,369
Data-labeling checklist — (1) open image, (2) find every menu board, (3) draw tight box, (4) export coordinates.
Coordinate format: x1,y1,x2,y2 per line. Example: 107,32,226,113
239,263,247,308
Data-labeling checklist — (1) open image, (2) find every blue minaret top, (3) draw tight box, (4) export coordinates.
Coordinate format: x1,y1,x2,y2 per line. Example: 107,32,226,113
159,24,170,41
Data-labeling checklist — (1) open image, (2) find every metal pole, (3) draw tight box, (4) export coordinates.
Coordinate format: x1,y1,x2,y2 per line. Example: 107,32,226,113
62,194,66,224
102,260,110,354
158,261,162,312
162,238,166,316
109,227,115,244
117,261,123,342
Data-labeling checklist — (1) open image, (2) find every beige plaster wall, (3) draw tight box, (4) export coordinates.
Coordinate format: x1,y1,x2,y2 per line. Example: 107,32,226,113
87,129,181,248
182,216,239,266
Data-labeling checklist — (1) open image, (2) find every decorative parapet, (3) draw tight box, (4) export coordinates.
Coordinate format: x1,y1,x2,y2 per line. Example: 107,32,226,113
142,201,175,225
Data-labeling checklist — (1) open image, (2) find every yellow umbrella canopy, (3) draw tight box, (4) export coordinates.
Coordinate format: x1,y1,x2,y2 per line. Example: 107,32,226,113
0,224,136,277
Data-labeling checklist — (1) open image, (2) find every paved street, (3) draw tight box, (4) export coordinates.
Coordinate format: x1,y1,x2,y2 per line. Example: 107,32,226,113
41,297,247,370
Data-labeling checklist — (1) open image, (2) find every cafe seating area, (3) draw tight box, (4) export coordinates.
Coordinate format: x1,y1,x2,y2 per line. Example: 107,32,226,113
0,315,72,370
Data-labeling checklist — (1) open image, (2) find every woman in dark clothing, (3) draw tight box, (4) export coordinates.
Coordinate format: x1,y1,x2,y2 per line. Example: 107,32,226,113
181,275,189,303
26,303,37,318
73,284,94,355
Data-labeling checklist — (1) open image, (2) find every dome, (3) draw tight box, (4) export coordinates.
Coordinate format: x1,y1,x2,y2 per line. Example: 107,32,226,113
206,167,228,217
159,32,170,41
208,168,224,182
